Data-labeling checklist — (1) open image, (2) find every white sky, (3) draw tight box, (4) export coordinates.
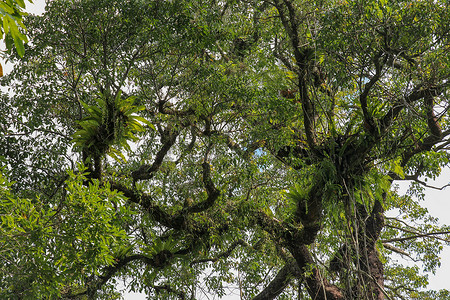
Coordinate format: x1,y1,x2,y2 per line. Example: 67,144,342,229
5,1,450,299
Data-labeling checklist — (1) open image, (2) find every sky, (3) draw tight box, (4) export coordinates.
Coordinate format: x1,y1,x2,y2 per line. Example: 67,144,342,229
5,0,450,299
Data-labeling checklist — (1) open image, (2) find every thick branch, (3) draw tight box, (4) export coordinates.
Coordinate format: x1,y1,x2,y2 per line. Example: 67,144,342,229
272,0,302,63
113,163,221,230
300,79,317,147
111,182,185,229
361,199,385,300
359,51,384,134
132,126,179,181
184,161,220,213
254,210,344,300
365,198,385,245
84,248,177,298
330,198,386,299
427,108,444,140
157,100,195,116
380,84,444,133
272,0,317,147
353,84,446,160
290,244,345,300
293,182,323,244
252,259,300,300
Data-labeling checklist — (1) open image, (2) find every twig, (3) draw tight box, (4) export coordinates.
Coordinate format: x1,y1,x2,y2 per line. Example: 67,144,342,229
381,231,450,243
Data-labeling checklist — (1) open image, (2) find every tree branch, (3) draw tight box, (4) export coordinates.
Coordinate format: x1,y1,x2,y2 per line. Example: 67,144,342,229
359,51,384,134
110,182,186,230
132,126,179,181
272,0,317,147
190,239,249,266
184,161,221,213
392,173,450,190
382,243,412,258
380,84,445,133
254,208,344,300
152,284,186,300
252,259,300,300
381,231,450,243
291,244,345,300
86,250,177,298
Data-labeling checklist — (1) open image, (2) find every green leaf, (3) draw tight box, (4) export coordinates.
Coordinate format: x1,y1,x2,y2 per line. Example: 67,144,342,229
3,16,10,34
108,147,127,163
132,116,155,130
0,3,15,14
9,21,25,56
16,0,26,9
391,159,405,179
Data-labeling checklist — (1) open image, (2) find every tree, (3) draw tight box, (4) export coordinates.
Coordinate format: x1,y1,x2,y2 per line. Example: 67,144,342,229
1,0,449,299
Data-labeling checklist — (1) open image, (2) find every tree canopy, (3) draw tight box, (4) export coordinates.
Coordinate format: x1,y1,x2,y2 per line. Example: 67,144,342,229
1,0,450,299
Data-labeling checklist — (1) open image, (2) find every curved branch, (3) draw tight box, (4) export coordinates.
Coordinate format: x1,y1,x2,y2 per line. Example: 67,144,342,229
254,209,344,300
132,126,179,181
252,259,300,300
190,239,249,267
291,244,345,300
380,84,445,134
111,182,186,229
114,161,220,230
359,51,384,134
86,250,176,298
354,83,447,159
184,161,220,214
81,254,153,298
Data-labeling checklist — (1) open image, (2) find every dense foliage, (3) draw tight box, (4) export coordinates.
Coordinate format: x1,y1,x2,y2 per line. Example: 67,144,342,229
1,0,450,299
0,0,30,57
0,0,30,76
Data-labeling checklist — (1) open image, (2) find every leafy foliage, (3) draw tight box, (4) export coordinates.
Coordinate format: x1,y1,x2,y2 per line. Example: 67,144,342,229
1,0,450,299
72,91,154,163
0,167,133,298
0,0,30,57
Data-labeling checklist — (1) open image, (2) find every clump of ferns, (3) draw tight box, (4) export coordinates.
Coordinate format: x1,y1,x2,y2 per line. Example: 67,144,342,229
72,91,153,165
